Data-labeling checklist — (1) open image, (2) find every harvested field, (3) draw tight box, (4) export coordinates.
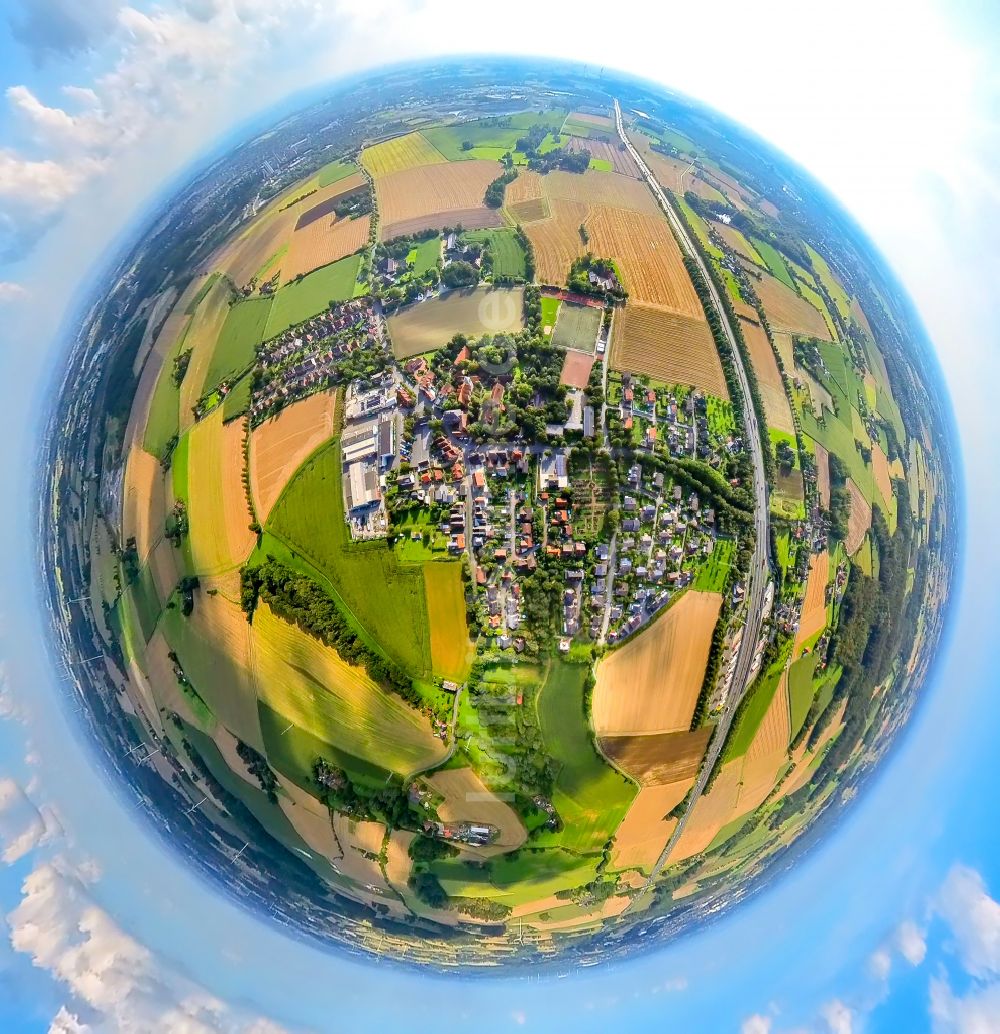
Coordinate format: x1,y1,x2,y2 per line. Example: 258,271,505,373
361,132,447,177
385,830,414,893
755,272,832,341
123,447,164,564
592,591,723,736
148,538,182,609
216,207,297,288
543,170,660,217
718,225,764,266
567,111,615,130
276,774,340,860
424,561,473,682
611,304,727,398
178,275,236,435
627,130,694,192
851,297,874,337
814,443,831,508
551,301,601,353
249,390,339,522
507,197,549,223
375,160,502,240
669,759,742,863
505,170,545,205
739,317,793,434
736,671,790,813
183,408,255,576
601,726,712,786
293,175,368,230
610,778,693,873
387,287,524,359
281,214,370,283
331,813,391,892
565,137,640,178
252,603,447,777
560,349,596,389
585,206,702,313
845,477,873,555
772,331,794,370
782,699,847,797
425,767,527,859
760,199,780,219
872,443,893,507
521,198,588,285
795,551,829,656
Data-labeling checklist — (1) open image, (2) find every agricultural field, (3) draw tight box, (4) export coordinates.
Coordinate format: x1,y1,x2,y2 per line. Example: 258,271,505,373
281,213,370,283
564,137,640,178
611,304,727,398
423,561,473,682
360,132,447,177
592,591,723,737
387,286,525,359
201,296,273,396
738,316,794,434
317,159,359,188
264,254,363,338
375,159,504,240
795,551,829,656
551,301,602,353
610,778,692,873
461,228,527,279
753,271,832,341
407,235,442,275
602,727,713,786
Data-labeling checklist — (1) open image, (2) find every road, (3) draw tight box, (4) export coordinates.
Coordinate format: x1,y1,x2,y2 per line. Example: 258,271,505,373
614,99,772,898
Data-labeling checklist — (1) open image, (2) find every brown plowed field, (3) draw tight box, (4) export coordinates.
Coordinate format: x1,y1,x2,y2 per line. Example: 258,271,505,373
845,477,873,555
375,160,501,240
814,442,831,508
568,111,615,130
293,175,368,229
560,349,596,389
331,814,391,892
736,671,790,812
601,726,712,785
611,304,727,398
669,758,743,863
610,777,693,873
425,767,527,859
739,317,793,433
755,272,832,341
593,591,723,736
565,137,640,178
282,214,370,284
794,551,829,656
249,390,339,522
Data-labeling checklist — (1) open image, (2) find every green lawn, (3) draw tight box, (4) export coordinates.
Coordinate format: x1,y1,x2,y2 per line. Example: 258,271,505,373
676,195,725,262
540,295,561,331
589,157,613,172
693,538,734,592
535,659,636,857
751,238,795,288
407,235,441,275
462,228,527,280
201,297,273,396
265,438,432,678
317,159,359,188
264,254,363,339
222,373,252,423
706,395,736,438
787,653,818,742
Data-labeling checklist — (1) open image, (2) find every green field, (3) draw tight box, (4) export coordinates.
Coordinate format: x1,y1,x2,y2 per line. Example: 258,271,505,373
422,111,566,162
787,653,819,742
407,235,441,275
264,254,363,339
462,228,527,279
725,659,786,762
551,301,602,353
589,157,613,172
676,195,725,262
706,395,737,438
317,159,359,188
693,538,734,592
201,297,273,396
752,238,795,288
266,438,432,677
535,659,636,856
540,295,561,331
222,373,252,422
185,272,222,315
143,332,187,459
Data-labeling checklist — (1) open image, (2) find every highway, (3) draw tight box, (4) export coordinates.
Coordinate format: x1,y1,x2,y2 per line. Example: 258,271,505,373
613,99,772,898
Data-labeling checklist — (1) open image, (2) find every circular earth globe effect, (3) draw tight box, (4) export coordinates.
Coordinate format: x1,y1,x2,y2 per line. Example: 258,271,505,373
40,57,959,970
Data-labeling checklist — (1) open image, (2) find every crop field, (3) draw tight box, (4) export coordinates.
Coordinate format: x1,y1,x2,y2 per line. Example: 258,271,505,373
317,160,359,188
542,170,661,217
814,442,831,508
252,603,446,779
669,758,743,863
462,228,526,279
360,132,447,177
559,349,596,390
375,159,503,240
551,301,602,353
201,296,273,396
845,477,873,555
160,594,263,751
123,446,165,564
421,111,566,162
281,214,370,284
504,169,545,206
588,207,702,312
601,727,713,786
423,561,473,682
754,272,832,341
215,206,298,288
507,197,549,223
609,778,692,873
249,389,339,522
788,653,819,741
141,323,189,459
592,591,723,736
425,767,527,857
735,672,791,813
264,254,362,339
751,238,794,287
293,176,368,230
520,197,588,285
184,407,255,576
739,317,794,434
266,439,432,676
795,550,829,656
564,137,639,177
176,275,236,432
872,442,893,505
536,660,637,857
627,131,694,192
610,304,728,398
387,286,525,359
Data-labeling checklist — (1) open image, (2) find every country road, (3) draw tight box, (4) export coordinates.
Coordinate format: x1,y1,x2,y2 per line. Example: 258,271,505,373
613,99,772,901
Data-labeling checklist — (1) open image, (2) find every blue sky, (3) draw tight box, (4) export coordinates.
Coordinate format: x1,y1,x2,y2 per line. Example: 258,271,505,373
0,1,998,1031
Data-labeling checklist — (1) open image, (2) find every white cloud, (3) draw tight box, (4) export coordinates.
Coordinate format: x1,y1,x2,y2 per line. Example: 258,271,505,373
897,921,928,967
8,857,291,1033
0,779,48,863
869,948,892,982
0,282,28,304
937,866,1000,980
821,999,854,1034
741,1015,772,1034
929,975,1000,1034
